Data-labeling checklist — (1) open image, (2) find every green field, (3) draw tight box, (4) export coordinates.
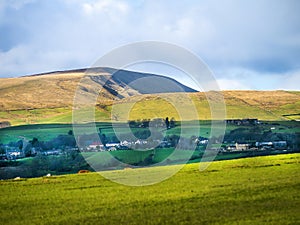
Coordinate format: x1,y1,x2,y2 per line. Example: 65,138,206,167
0,107,111,126
1,120,299,144
0,154,299,224
1,68,299,224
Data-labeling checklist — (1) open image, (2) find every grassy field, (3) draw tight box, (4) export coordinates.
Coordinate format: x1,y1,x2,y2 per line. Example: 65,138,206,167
0,107,112,125
0,153,299,224
0,122,120,143
1,119,299,144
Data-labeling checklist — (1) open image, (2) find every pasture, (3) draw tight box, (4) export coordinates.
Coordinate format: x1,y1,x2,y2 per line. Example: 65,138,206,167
0,121,210,143
0,120,299,144
0,153,299,224
0,90,300,126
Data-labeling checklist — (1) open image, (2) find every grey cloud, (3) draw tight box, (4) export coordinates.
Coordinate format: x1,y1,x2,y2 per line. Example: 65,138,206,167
0,0,299,90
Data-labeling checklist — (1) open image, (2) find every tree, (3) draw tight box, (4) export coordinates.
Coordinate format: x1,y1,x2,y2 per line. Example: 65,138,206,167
31,155,49,176
0,144,5,155
23,143,33,157
16,140,23,150
141,119,150,128
170,117,175,128
143,154,154,165
165,117,170,129
169,135,179,147
30,137,39,147
100,134,107,147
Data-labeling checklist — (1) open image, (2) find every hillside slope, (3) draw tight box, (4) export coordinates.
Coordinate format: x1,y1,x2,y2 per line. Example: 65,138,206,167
0,68,299,125
107,90,300,121
1,90,299,125
0,67,196,110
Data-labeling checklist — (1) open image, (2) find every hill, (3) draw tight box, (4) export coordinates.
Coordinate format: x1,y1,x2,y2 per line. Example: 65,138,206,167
0,68,299,125
0,67,196,110
0,153,299,224
112,90,300,121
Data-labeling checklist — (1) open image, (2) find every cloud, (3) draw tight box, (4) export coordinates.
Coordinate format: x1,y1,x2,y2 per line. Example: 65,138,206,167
216,79,251,90
214,67,300,90
278,71,300,90
82,0,129,16
0,0,35,11
0,0,299,90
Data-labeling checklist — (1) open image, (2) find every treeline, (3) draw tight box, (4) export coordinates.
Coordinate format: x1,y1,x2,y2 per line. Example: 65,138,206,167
222,127,300,148
0,131,76,157
128,117,176,128
0,151,92,179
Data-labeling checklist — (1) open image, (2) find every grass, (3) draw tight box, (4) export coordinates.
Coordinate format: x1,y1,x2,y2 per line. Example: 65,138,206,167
1,120,299,144
82,148,192,167
0,153,299,224
0,123,73,143
1,82,300,125
0,107,111,126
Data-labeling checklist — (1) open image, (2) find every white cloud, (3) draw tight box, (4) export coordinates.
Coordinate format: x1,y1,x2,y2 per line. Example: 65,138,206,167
216,79,251,90
0,0,299,90
278,71,300,90
82,0,129,17
214,68,300,90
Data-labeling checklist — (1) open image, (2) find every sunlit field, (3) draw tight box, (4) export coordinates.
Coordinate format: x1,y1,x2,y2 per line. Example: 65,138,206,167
0,154,299,225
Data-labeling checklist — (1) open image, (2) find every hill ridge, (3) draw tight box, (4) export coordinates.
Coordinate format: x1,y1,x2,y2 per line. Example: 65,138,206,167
0,68,299,125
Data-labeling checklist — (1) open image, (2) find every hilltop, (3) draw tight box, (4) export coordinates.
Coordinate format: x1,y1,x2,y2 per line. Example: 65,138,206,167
0,67,196,110
0,68,299,125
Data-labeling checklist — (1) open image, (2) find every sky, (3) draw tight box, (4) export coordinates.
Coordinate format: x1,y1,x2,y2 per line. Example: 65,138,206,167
0,0,299,90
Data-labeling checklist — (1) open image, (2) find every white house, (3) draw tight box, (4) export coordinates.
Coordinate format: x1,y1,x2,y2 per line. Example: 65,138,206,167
88,142,104,150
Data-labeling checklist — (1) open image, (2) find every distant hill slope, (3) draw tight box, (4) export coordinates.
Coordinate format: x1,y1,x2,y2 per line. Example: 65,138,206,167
0,67,196,110
112,91,300,121
0,68,299,125
89,67,196,96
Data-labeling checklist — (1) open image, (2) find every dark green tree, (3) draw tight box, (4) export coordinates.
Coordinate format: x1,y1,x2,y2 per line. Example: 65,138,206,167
100,134,107,147
165,117,170,129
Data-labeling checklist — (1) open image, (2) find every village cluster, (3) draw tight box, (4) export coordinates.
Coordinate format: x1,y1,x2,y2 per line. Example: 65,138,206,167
1,118,294,161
